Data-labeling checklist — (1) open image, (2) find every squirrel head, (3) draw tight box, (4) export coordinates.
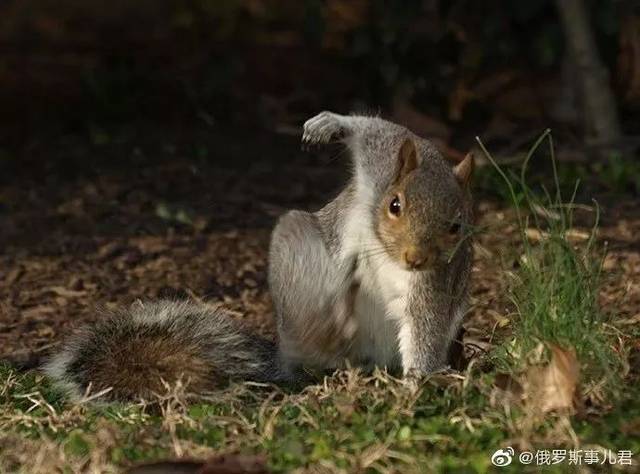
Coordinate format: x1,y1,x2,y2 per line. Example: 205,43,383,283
375,138,474,271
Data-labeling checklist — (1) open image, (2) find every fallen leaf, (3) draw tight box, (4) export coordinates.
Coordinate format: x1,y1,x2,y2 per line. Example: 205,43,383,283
531,204,561,221
96,241,125,261
22,305,56,319
602,254,618,271
525,228,548,242
565,228,590,243
525,344,580,414
525,228,589,244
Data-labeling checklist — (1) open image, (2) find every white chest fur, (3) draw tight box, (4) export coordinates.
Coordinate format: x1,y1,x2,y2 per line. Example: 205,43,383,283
350,251,412,370
339,188,413,370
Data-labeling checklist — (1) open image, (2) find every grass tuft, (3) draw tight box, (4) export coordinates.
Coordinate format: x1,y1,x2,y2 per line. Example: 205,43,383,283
476,132,624,394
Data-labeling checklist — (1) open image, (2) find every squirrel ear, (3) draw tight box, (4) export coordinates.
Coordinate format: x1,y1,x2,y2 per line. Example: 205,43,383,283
454,152,474,187
396,138,418,181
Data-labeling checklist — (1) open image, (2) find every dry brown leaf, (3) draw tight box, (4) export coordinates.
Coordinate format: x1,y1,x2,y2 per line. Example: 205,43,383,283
130,236,169,254
531,204,561,221
525,228,589,244
21,305,56,320
565,228,590,243
525,344,580,414
602,254,618,271
525,228,548,242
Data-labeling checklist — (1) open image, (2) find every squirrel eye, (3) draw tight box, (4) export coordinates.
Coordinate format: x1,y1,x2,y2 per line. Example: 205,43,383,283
389,195,402,217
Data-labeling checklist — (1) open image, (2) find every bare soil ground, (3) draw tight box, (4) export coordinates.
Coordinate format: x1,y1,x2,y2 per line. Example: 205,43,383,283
1,126,638,370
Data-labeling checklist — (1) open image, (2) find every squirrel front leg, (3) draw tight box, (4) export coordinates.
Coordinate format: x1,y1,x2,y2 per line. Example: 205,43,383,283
302,111,353,147
269,210,357,376
398,280,468,376
302,111,410,193
302,111,394,147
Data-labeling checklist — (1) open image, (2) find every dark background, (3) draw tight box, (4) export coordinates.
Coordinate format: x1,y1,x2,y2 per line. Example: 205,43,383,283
2,0,638,157
0,0,639,356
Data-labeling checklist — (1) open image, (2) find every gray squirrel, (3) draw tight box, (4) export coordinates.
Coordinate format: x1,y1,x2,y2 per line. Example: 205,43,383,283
43,111,475,401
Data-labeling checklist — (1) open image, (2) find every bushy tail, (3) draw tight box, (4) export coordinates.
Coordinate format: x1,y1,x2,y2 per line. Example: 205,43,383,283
43,300,284,402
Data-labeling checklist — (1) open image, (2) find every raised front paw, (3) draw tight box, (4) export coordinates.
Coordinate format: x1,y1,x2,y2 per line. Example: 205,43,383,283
301,111,345,149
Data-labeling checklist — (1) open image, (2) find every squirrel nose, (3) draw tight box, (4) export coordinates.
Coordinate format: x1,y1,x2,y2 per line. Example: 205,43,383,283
403,248,426,269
